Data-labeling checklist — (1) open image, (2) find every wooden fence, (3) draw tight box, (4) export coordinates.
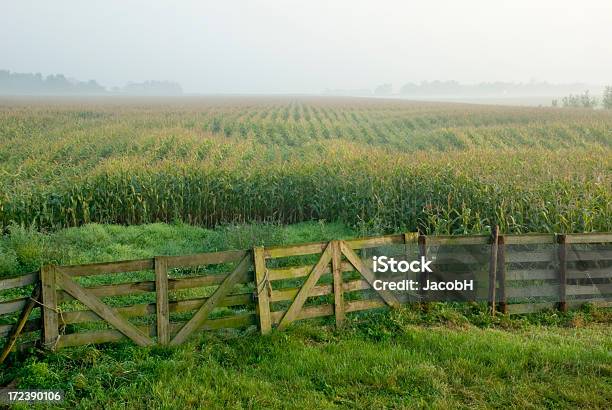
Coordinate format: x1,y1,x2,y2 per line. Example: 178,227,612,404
1,231,611,360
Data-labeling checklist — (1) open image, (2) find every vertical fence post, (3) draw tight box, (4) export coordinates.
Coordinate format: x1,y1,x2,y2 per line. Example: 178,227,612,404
557,234,567,312
497,235,507,314
40,265,59,350
418,233,428,307
331,240,345,326
253,247,272,334
155,256,170,345
488,226,499,315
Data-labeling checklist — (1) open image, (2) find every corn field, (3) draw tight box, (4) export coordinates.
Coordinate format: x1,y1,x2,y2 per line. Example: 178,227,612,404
0,96,610,234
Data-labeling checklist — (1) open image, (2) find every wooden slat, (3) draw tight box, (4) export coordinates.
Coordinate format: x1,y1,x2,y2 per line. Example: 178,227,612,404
0,284,41,365
57,270,253,303
507,267,612,281
270,279,373,303
269,297,388,326
344,234,405,250
506,251,555,263
264,234,405,259
566,268,612,279
56,271,153,347
506,269,557,281
155,256,169,345
277,243,333,330
565,233,612,244
332,241,345,326
424,235,490,245
253,246,272,335
271,304,334,324
340,241,401,309
0,271,39,291
270,284,332,303
566,250,612,261
504,234,556,245
57,259,154,277
268,261,353,281
41,265,59,350
0,318,41,338
60,293,253,325
57,313,257,348
0,297,29,315
567,284,612,296
505,250,612,264
506,284,560,298
170,255,252,345
265,242,327,259
165,250,246,268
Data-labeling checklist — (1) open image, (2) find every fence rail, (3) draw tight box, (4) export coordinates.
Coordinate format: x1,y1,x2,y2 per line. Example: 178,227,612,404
1,231,611,360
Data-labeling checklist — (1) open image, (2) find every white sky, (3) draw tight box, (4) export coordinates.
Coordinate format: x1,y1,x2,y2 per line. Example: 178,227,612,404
1,0,611,93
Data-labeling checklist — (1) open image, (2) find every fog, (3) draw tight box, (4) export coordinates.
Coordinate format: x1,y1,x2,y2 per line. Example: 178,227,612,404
1,0,611,94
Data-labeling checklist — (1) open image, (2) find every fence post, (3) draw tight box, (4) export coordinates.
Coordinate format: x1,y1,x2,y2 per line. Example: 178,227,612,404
155,256,170,345
253,247,272,334
418,233,428,307
488,226,499,315
497,235,507,314
40,265,59,350
331,240,345,326
557,234,567,312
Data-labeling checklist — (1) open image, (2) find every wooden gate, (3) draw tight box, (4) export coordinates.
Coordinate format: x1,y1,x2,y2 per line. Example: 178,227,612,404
2,231,611,360
37,250,255,351
253,239,406,334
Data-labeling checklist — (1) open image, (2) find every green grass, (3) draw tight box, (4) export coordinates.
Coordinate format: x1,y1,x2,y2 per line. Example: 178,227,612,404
0,221,355,280
1,222,611,409
2,305,611,409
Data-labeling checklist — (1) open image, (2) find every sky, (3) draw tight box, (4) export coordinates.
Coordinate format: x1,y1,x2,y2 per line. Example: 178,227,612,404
1,0,611,94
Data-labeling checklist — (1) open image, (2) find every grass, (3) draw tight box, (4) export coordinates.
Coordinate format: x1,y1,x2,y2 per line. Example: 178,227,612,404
2,304,611,409
0,221,355,280
1,222,611,408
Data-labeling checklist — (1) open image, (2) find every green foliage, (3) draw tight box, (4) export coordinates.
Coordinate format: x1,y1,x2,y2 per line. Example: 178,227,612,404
2,305,610,408
0,221,355,277
561,90,598,108
0,98,611,235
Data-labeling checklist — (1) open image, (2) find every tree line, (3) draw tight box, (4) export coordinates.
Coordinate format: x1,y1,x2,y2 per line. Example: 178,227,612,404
0,70,183,96
552,87,612,109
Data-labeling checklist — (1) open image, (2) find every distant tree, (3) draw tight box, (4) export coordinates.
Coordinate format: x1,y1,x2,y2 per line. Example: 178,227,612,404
579,90,598,108
374,83,392,95
0,69,107,95
551,99,558,107
603,86,612,109
562,91,596,109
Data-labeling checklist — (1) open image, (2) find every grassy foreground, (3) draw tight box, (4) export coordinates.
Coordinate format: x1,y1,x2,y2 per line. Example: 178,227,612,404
1,305,611,409
1,222,611,408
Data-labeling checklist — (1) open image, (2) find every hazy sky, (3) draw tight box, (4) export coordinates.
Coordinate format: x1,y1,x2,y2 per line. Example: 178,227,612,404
1,0,611,93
